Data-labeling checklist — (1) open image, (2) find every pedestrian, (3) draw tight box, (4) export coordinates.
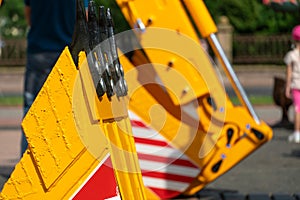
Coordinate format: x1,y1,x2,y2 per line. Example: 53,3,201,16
21,0,88,155
284,24,300,143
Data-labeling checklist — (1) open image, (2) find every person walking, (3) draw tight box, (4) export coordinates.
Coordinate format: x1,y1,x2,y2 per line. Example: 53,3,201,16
284,25,300,143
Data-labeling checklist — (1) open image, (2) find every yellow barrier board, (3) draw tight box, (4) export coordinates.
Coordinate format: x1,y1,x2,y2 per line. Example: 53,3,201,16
0,48,149,200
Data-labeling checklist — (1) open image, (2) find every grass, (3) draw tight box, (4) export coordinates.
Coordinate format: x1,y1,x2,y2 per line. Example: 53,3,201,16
0,95,23,106
0,95,274,106
249,95,274,105
230,95,273,106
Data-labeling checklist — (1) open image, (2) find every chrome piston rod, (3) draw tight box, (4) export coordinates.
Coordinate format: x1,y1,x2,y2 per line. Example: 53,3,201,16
208,33,260,124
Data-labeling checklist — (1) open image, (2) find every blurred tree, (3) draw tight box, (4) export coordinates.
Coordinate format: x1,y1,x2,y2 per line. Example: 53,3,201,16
0,0,299,39
204,0,299,34
94,0,130,33
0,0,27,38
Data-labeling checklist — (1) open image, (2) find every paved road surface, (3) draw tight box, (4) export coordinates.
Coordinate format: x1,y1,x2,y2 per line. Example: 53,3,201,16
1,105,299,199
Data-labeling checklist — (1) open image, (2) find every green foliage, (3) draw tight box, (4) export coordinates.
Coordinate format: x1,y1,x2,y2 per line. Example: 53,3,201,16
94,0,130,33
230,95,273,106
204,0,300,34
0,0,299,39
0,0,27,38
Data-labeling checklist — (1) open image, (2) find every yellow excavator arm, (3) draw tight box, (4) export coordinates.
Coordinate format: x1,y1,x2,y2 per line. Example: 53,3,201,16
0,0,272,199
115,0,273,197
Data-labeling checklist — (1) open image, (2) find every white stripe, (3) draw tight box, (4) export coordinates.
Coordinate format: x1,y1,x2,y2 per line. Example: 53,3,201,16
129,111,165,141
128,110,144,121
135,143,187,160
132,126,166,141
129,109,166,141
130,110,200,172
70,154,110,200
134,130,197,164
135,142,196,164
142,176,189,192
139,160,199,177
129,111,192,162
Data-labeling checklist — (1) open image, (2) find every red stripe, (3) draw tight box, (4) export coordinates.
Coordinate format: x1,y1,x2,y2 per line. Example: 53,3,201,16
138,153,198,169
130,120,149,129
134,137,170,147
142,170,195,183
73,157,118,200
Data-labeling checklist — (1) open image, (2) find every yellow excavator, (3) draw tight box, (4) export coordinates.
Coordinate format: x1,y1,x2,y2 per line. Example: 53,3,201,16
0,0,272,199
115,0,272,198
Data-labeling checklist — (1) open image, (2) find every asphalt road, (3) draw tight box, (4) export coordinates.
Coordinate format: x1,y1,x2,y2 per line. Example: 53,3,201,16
0,105,299,199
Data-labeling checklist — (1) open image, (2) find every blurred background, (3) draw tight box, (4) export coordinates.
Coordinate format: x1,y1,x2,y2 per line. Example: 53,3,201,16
1,0,300,61
0,0,299,106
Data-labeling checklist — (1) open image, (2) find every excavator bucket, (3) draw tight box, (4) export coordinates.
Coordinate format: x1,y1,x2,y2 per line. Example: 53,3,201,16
115,0,273,198
0,1,150,199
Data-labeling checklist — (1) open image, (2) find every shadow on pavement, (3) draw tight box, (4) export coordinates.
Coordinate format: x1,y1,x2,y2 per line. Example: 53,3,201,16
270,121,294,130
283,149,300,159
291,149,300,158
175,188,300,200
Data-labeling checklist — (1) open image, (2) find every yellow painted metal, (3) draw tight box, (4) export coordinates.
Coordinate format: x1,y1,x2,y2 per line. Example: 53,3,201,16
116,0,221,106
116,0,273,195
76,53,148,200
0,0,274,198
120,31,228,151
0,147,106,199
182,0,217,37
118,0,199,39
0,48,109,199
120,39,272,195
0,47,148,199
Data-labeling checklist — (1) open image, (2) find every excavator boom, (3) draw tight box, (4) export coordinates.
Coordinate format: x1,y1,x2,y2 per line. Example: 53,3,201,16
0,0,272,199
